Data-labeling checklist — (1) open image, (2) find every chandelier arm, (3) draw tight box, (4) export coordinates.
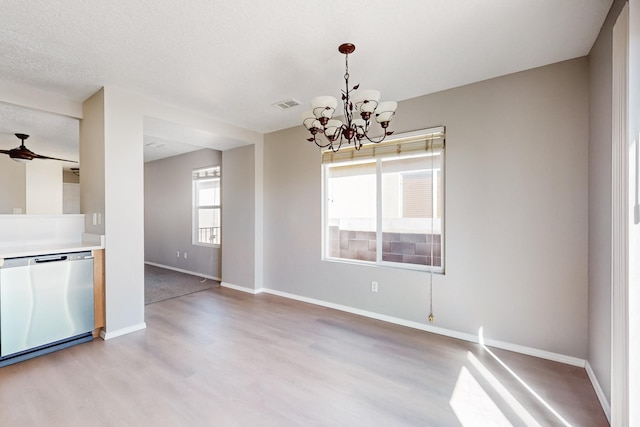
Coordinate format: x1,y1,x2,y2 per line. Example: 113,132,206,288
361,131,389,145
310,134,335,149
331,138,343,152
309,125,351,152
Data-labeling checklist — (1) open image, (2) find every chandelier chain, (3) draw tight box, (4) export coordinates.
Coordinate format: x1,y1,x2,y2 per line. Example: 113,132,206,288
344,52,350,81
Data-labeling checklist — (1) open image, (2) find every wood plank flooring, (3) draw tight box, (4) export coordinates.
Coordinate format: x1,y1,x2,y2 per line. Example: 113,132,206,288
0,286,608,426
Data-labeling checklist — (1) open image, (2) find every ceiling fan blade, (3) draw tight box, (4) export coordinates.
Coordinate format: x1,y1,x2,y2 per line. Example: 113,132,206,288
32,153,77,163
1,148,34,161
4,134,77,162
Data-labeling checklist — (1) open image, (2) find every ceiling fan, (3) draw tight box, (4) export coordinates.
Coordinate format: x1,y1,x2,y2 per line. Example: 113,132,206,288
0,133,77,163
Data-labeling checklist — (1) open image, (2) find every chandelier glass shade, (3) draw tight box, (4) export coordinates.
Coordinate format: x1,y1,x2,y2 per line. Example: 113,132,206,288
302,43,397,152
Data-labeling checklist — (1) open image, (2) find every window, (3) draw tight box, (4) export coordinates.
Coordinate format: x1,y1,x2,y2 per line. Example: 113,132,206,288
323,127,445,272
193,166,221,246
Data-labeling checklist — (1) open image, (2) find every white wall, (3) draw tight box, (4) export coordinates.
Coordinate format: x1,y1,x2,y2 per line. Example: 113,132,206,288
627,1,640,424
25,161,63,214
263,57,589,358
63,183,80,214
588,0,627,407
0,158,73,216
102,87,147,334
0,79,83,119
144,148,222,278
0,156,25,214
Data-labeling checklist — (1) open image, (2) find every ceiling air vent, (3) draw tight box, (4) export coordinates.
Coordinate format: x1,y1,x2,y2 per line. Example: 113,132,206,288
145,141,165,148
272,99,301,110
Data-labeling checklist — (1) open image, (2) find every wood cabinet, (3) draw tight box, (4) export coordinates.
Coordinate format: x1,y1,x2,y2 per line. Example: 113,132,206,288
93,249,105,337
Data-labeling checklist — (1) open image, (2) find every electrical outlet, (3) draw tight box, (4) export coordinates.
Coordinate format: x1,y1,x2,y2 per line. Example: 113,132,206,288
176,250,180,258
184,252,188,259
371,281,378,293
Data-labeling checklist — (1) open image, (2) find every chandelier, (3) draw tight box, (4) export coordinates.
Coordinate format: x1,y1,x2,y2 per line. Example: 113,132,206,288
302,43,397,152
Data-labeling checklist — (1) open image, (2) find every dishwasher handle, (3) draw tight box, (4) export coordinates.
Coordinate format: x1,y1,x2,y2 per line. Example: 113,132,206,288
34,255,69,263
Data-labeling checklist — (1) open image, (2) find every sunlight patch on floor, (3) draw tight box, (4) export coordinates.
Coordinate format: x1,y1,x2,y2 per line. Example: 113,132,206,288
467,352,541,426
450,366,513,427
477,327,572,427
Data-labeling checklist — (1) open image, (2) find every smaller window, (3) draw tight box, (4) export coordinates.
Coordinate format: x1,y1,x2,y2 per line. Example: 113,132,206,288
193,166,221,246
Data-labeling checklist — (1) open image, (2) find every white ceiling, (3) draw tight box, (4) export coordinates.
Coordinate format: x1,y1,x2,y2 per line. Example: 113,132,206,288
0,0,613,163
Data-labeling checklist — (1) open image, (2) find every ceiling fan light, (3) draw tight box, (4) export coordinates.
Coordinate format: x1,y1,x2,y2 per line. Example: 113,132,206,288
11,157,30,163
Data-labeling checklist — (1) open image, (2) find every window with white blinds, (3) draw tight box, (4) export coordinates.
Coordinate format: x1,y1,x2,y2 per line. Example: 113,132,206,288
323,126,445,272
193,166,221,246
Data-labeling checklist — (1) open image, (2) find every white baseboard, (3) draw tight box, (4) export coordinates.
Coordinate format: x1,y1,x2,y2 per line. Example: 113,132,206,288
480,336,586,368
220,281,263,295
260,288,586,368
101,322,147,340
585,361,611,422
144,261,221,282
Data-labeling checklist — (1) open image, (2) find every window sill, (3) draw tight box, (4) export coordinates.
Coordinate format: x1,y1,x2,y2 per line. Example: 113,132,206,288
322,256,444,274
193,243,221,249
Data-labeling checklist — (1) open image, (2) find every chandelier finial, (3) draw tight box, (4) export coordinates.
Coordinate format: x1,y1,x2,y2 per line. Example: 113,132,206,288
302,43,397,152
338,43,356,55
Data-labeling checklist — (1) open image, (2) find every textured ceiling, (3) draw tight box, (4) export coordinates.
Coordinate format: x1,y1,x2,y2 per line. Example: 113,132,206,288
0,0,613,162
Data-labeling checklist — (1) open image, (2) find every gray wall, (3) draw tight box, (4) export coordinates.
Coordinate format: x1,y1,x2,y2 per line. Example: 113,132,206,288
588,0,627,406
144,148,222,278
221,144,256,288
63,170,80,183
0,156,25,214
80,89,105,236
264,57,589,358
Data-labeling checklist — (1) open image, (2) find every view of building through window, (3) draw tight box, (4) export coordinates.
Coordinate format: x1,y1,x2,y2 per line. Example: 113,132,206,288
325,134,444,271
193,166,221,246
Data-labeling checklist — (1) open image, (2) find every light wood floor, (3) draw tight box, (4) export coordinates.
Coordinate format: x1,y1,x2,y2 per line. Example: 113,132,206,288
0,286,608,426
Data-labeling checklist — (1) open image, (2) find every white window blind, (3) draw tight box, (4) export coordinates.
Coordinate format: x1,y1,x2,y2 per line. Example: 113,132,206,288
322,126,445,164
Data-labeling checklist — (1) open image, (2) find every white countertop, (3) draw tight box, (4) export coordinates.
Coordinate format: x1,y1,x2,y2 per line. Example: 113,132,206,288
0,241,104,259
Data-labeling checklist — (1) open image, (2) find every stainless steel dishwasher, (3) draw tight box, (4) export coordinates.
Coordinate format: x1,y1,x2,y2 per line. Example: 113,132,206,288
0,251,94,366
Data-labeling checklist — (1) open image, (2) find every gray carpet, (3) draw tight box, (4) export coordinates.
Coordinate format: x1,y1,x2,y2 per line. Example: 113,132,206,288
145,264,218,305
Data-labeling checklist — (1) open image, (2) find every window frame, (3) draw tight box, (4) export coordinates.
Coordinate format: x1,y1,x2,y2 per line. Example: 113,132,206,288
192,165,221,248
321,127,445,273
